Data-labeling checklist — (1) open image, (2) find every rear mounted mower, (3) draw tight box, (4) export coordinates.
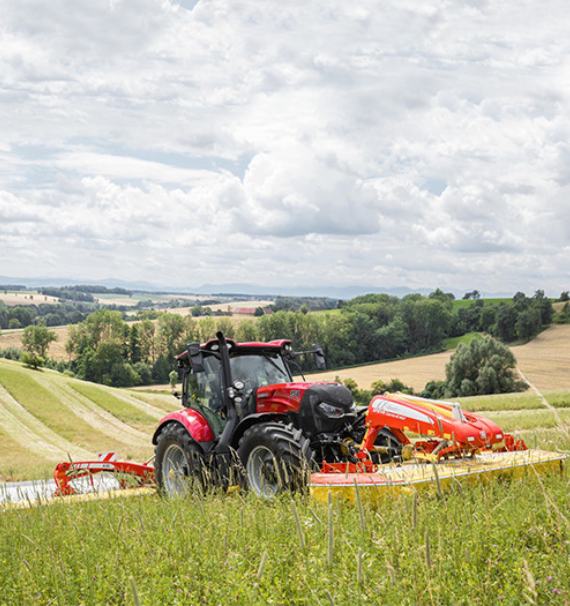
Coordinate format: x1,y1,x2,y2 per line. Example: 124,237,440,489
53,332,566,502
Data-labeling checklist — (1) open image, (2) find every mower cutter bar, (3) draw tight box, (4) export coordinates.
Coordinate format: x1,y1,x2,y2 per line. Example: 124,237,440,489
310,449,567,505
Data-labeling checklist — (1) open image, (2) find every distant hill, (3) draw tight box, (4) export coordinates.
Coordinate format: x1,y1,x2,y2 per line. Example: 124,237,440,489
0,274,528,299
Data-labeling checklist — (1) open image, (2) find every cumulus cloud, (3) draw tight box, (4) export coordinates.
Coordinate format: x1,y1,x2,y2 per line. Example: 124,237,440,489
0,0,569,293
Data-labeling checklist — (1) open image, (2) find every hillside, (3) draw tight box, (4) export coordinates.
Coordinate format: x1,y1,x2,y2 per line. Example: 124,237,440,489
312,324,570,392
2,326,569,483
0,359,178,481
0,325,71,360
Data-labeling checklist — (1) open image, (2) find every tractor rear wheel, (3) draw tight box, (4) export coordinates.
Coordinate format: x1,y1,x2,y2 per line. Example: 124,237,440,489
155,423,205,497
238,422,313,498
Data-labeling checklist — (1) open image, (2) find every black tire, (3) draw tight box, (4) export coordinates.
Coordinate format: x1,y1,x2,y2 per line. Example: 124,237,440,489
155,423,205,497
238,422,313,497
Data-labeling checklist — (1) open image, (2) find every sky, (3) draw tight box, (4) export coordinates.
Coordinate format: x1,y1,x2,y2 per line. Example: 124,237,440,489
0,0,569,296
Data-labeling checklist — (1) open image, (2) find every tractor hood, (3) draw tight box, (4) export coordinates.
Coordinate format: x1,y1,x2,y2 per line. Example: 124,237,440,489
300,383,354,412
255,381,353,414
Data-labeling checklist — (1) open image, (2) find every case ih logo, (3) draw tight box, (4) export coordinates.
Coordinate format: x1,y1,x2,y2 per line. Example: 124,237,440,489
290,390,301,399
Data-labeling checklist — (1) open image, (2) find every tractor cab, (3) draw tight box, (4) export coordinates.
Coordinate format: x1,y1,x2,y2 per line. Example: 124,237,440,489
175,336,327,425
176,338,299,434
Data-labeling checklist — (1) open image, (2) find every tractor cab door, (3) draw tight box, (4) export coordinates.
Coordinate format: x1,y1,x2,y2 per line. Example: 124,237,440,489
183,356,226,436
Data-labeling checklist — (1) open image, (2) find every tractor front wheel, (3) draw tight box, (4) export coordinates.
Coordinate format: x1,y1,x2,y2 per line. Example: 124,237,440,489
238,422,313,498
155,423,205,497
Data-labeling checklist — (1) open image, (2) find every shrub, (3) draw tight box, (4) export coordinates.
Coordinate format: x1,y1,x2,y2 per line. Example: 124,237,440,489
20,351,45,369
0,347,23,361
438,335,525,398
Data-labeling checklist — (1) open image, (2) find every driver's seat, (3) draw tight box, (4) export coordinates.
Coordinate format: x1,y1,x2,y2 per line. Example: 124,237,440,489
189,400,226,437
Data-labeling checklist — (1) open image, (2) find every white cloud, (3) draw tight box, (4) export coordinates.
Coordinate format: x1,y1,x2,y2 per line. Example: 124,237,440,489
0,0,569,294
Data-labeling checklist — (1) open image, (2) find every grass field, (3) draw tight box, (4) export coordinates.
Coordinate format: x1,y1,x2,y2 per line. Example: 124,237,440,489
1,338,569,604
0,468,568,604
443,331,483,350
0,359,178,481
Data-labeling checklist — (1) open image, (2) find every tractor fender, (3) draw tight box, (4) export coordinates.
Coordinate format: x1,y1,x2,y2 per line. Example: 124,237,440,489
152,409,215,445
230,413,290,449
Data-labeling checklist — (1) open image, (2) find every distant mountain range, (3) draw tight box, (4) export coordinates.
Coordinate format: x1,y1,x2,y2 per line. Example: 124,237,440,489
0,275,514,300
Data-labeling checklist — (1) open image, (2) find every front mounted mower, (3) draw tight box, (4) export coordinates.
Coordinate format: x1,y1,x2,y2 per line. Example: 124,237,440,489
53,332,566,501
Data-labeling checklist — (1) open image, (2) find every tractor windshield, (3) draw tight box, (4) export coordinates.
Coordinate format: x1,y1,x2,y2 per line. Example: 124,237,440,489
186,352,292,414
230,352,292,388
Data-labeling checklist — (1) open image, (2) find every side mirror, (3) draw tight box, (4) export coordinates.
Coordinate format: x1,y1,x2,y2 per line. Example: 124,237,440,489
314,345,326,370
188,342,205,373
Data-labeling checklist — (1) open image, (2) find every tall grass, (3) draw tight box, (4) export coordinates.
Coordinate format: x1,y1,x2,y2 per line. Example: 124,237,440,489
545,391,570,409
1,471,568,605
458,392,543,412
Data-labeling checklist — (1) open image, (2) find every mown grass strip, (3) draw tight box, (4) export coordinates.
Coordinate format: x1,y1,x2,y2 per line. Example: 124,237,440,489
0,367,128,454
126,391,180,414
458,392,543,412
544,391,570,408
70,382,156,430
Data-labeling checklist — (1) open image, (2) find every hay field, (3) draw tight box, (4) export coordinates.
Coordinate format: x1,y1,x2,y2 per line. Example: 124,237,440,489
161,307,258,321
312,351,452,392
0,291,59,306
312,324,570,392
511,324,570,391
0,358,178,481
207,299,274,313
0,325,71,360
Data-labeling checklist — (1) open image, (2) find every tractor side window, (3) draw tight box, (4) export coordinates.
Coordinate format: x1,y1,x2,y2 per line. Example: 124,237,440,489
187,356,224,413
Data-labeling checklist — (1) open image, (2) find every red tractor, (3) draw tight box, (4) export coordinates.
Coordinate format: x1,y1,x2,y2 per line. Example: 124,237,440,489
153,332,396,497
55,332,542,500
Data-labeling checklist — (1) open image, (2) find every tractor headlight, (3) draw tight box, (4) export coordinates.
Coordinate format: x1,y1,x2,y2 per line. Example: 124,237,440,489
318,402,345,418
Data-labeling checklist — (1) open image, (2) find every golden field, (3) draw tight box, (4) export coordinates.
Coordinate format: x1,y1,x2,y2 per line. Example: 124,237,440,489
312,324,570,392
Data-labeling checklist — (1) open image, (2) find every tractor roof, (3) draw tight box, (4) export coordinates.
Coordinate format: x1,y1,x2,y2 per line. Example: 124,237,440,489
176,338,292,360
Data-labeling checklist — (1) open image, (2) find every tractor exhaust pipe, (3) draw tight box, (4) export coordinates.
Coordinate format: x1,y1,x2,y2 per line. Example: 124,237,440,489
215,331,238,452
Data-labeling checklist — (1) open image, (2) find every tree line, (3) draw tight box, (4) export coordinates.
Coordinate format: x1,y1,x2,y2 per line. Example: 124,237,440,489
3,288,564,391
0,301,95,330
451,290,556,341
59,289,556,387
